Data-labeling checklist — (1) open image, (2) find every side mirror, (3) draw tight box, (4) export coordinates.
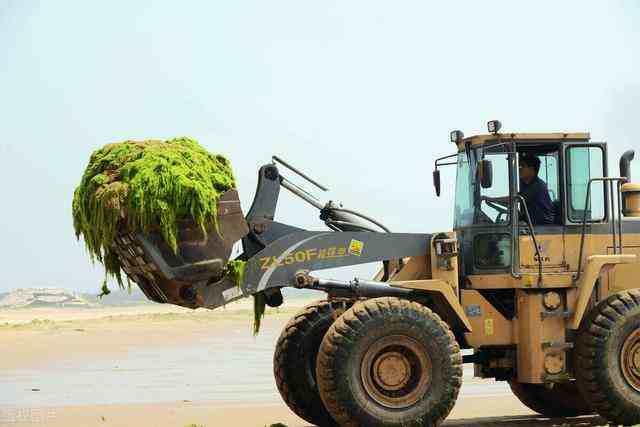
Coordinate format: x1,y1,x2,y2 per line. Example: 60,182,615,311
433,170,441,197
478,159,493,189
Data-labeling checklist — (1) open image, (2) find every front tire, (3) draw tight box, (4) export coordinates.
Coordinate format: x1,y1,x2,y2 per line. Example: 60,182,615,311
316,297,462,427
273,299,351,427
574,289,640,426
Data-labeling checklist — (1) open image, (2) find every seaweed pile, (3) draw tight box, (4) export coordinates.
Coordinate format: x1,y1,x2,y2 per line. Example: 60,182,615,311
72,137,267,332
72,137,235,287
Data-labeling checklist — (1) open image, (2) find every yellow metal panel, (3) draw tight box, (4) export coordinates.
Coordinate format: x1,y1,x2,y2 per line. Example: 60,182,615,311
372,255,430,282
564,233,588,273
429,233,459,293
622,183,640,217
456,132,590,150
570,254,637,329
391,279,472,332
461,289,514,347
519,234,568,271
516,290,544,383
608,245,640,293
515,290,567,384
467,273,574,289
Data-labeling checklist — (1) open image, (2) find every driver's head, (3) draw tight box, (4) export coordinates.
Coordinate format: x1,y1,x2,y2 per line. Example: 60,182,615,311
519,154,541,183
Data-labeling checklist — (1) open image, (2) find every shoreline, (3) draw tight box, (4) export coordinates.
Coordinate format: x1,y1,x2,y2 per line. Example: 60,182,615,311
0,396,606,427
1,304,608,427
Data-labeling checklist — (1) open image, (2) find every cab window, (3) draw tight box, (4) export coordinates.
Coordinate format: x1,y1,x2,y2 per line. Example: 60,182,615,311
478,150,510,224
516,149,561,225
474,233,511,269
566,146,606,222
538,152,560,203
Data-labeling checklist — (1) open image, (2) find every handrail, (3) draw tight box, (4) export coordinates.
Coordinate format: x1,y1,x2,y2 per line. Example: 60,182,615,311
511,196,544,287
575,177,627,282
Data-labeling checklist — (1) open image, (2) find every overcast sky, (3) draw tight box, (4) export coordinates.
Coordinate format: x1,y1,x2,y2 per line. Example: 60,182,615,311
1,1,639,294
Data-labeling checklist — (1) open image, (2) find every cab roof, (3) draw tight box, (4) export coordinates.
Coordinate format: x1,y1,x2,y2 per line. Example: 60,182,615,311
456,132,591,150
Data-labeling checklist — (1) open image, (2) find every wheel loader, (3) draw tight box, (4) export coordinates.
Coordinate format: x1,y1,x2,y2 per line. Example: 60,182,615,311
111,121,640,426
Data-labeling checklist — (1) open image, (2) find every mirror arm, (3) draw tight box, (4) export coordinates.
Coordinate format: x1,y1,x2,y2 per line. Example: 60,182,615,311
433,152,458,197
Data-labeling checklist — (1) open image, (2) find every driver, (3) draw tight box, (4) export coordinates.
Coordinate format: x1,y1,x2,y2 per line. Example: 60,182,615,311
518,154,554,225
482,154,555,225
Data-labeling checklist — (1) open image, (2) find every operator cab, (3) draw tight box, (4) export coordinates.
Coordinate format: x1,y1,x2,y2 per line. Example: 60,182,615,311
433,121,609,280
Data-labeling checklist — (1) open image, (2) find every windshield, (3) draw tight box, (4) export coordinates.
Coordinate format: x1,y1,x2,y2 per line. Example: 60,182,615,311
454,145,512,228
454,151,475,228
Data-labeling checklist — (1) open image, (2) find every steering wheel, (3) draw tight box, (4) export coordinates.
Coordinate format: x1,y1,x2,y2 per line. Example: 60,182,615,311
485,199,509,215
482,198,510,224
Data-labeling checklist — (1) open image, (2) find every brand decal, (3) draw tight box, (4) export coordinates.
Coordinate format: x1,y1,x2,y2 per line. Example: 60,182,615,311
533,240,552,263
259,246,349,270
348,239,364,257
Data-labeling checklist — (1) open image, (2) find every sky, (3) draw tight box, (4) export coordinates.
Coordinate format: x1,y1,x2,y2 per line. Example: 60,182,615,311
0,1,639,293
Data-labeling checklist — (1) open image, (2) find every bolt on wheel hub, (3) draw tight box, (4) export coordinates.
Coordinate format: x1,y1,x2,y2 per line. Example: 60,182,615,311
373,351,411,391
361,335,432,409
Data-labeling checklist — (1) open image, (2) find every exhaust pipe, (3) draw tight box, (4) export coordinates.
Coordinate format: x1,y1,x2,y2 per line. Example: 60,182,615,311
620,150,640,218
620,150,635,181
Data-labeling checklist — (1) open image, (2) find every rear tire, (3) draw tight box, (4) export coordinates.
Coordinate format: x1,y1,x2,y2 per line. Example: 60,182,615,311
273,299,350,427
316,297,462,427
574,289,640,426
508,381,592,417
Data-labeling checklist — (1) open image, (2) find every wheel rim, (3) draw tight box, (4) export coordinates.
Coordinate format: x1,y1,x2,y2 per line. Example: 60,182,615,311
621,329,640,392
360,334,432,409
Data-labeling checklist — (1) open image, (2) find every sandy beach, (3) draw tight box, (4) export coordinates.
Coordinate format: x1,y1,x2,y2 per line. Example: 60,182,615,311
0,301,607,427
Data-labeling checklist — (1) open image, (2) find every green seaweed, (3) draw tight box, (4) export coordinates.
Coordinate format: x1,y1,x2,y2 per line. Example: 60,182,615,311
253,292,267,335
73,138,269,333
224,259,246,288
72,137,236,289
98,281,111,298
224,259,270,334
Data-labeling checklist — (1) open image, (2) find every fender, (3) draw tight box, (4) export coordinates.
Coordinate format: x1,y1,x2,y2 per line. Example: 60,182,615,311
391,279,473,332
570,254,637,330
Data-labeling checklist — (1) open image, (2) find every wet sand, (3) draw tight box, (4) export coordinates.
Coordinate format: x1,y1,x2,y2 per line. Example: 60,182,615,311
0,303,607,427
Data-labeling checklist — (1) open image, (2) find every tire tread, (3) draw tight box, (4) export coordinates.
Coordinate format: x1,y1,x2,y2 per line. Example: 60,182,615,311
274,299,350,426
574,290,640,426
317,297,462,427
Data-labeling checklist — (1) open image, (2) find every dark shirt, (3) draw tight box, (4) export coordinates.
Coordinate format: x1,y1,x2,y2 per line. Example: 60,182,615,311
519,177,554,225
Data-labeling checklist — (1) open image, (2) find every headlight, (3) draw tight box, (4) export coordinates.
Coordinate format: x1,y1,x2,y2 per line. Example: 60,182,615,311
487,120,502,134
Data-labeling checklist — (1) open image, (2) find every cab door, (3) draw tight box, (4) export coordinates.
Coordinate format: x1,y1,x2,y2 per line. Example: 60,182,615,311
465,144,515,275
516,148,568,273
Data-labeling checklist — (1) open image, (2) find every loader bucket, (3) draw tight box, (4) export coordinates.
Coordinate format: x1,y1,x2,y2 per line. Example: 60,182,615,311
111,189,249,308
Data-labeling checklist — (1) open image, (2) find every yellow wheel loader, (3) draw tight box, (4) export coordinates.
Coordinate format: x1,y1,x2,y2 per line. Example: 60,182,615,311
111,122,640,426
